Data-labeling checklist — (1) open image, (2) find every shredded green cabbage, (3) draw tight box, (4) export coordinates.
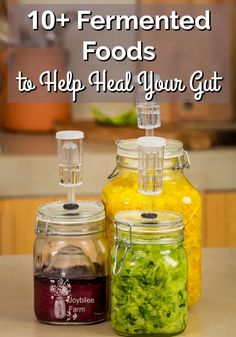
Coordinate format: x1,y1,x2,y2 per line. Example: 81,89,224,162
111,242,188,335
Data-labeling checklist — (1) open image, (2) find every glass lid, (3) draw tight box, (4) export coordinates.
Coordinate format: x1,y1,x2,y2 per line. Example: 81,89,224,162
115,210,184,234
37,201,105,225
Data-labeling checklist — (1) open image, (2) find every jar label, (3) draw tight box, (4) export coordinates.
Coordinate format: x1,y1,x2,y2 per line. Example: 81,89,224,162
34,276,107,323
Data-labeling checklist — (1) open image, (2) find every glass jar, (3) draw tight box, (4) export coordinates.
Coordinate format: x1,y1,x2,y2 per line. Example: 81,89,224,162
34,201,108,325
111,210,188,336
102,139,201,307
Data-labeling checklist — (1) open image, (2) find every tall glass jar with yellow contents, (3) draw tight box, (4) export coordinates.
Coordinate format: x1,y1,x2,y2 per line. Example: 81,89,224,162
102,138,202,307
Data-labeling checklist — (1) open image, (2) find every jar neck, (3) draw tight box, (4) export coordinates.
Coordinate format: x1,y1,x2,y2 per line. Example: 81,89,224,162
36,219,106,236
116,233,184,246
115,221,184,246
117,156,184,180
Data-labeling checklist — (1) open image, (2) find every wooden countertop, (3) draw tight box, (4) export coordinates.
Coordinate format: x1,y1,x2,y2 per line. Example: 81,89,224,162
0,248,236,337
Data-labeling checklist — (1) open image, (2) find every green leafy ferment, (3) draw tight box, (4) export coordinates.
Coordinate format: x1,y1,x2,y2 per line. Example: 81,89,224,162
111,243,188,335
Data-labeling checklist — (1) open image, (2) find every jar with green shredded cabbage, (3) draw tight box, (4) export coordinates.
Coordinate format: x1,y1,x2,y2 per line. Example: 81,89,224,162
111,210,188,336
102,139,201,308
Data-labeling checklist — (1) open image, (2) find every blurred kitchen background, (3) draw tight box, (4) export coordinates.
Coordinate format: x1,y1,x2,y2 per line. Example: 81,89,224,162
0,0,236,254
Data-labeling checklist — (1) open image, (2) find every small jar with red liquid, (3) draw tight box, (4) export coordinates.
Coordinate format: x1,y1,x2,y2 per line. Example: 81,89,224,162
34,200,108,325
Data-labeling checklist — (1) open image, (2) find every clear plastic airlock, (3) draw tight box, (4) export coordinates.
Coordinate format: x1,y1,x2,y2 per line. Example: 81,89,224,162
134,74,161,136
56,130,84,188
137,136,166,195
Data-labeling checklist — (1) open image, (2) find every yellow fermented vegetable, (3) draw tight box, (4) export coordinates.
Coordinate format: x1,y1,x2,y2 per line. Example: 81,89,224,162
102,139,202,308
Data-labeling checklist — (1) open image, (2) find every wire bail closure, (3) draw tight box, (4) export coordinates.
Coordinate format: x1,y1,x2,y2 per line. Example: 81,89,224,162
35,219,53,235
107,166,119,179
113,221,132,276
107,155,119,179
173,150,191,170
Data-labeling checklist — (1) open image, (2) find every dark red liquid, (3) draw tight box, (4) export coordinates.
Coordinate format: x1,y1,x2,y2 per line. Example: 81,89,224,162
34,271,108,324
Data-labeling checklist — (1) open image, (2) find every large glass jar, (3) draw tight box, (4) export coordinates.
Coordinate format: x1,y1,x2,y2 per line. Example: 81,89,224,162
102,139,201,307
34,201,108,325
111,210,188,336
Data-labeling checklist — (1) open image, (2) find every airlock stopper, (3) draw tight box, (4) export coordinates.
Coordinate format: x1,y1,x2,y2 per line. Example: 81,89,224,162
137,136,166,195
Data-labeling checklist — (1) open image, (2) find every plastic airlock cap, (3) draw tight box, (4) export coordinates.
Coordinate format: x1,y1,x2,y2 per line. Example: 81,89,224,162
137,136,166,148
134,74,161,132
137,136,166,195
56,130,84,140
133,74,160,105
56,130,84,187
